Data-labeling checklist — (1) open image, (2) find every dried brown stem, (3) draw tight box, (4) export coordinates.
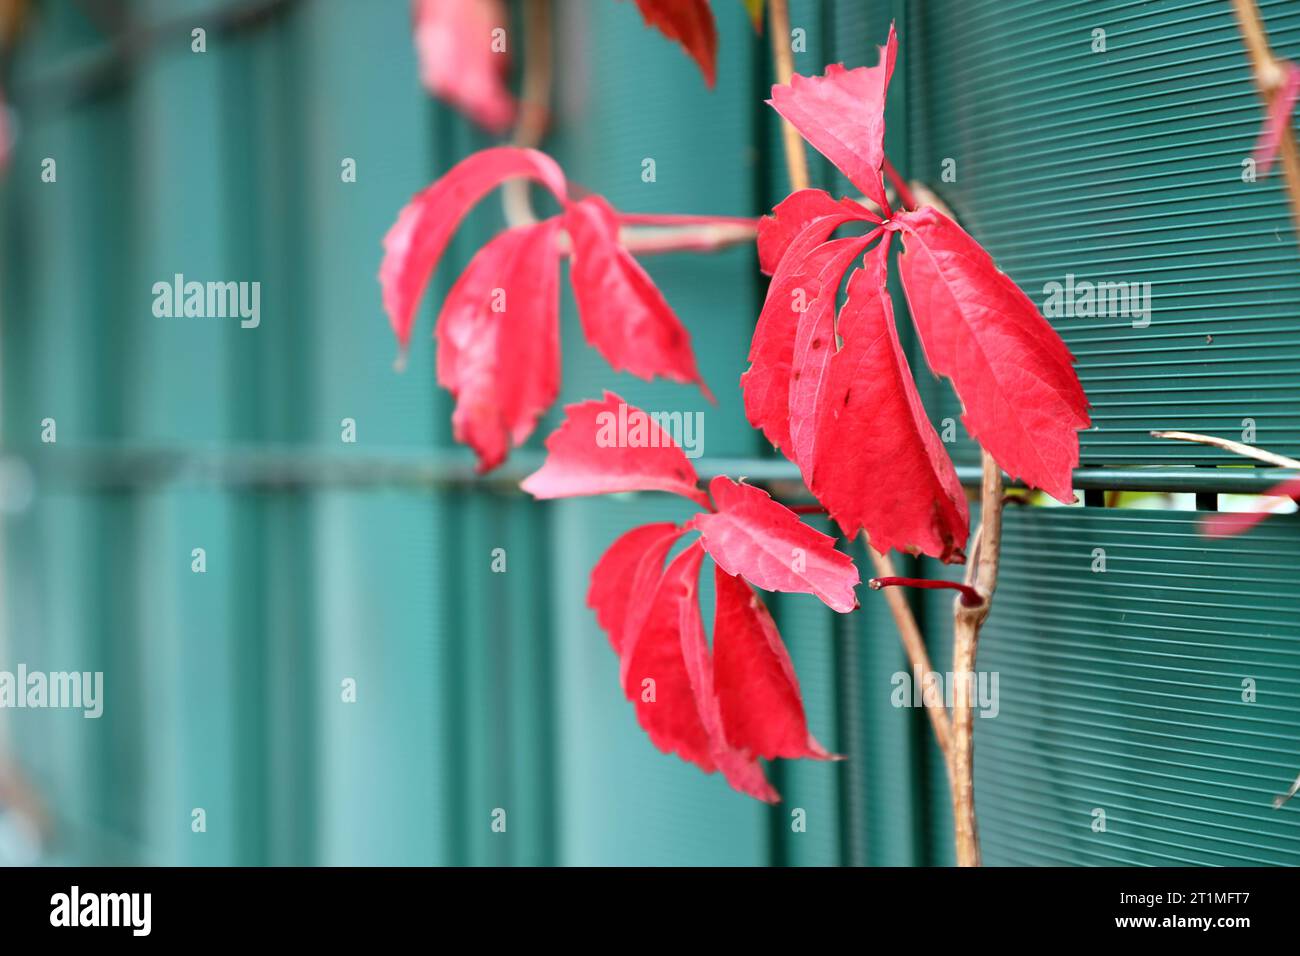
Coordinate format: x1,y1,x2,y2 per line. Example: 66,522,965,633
768,0,810,191
1150,430,1300,470
1231,0,1300,244
1275,770,1300,809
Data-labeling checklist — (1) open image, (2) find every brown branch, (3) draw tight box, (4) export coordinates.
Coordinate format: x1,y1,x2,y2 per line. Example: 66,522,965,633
1232,0,1300,244
1150,429,1300,470
768,0,810,191
501,0,756,255
948,451,1004,867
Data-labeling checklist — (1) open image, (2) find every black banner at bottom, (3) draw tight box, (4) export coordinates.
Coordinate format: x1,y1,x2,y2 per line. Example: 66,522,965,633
0,865,1286,941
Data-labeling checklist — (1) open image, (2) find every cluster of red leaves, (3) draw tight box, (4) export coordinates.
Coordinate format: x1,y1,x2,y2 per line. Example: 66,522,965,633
746,24,1090,564
412,0,728,132
390,18,1093,800
521,392,859,800
379,146,707,472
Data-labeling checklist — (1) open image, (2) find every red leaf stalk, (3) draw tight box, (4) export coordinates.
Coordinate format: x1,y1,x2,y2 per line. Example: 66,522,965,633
869,576,983,608
882,157,918,212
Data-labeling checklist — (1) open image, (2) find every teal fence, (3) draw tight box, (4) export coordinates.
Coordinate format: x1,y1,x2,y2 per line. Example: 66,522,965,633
0,0,1298,865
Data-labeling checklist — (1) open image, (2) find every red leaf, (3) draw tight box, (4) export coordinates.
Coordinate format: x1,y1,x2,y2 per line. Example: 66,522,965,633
688,476,860,612
380,147,567,350
743,228,877,457
787,233,883,475
713,566,831,760
1201,477,1300,537
412,0,516,132
435,219,563,472
767,23,897,211
757,188,878,276
630,0,719,87
893,205,1089,503
588,523,685,653
565,196,710,396
809,235,969,561
620,542,778,801
1254,60,1300,175
521,391,711,507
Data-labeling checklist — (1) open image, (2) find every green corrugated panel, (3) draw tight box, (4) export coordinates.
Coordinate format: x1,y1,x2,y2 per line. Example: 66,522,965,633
549,496,768,866
770,582,844,866
921,507,1300,866
296,0,454,864
122,8,249,864
909,0,1300,467
299,0,444,448
311,488,447,865
1,5,141,864
500,495,558,866
222,14,317,865
251,491,316,866
451,490,562,866
452,492,506,866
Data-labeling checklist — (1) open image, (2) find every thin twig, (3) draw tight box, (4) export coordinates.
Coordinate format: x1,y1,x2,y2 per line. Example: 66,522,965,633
768,0,810,191
1275,770,1300,809
867,546,954,772
501,0,756,254
1151,430,1300,470
502,0,552,225
1232,0,1300,244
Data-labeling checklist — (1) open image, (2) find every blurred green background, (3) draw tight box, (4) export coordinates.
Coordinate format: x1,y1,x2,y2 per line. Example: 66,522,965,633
1,0,1299,865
